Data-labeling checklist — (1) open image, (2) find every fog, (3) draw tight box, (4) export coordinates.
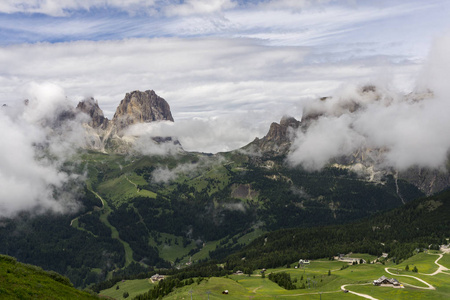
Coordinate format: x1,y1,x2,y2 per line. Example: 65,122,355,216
287,34,450,171
0,82,86,218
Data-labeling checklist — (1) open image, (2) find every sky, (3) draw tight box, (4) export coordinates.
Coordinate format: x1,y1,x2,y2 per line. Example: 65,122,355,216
1,0,449,123
1,0,450,217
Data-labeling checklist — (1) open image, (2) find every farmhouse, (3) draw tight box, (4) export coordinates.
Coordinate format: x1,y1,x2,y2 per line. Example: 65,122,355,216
150,274,165,282
373,276,402,287
298,259,310,264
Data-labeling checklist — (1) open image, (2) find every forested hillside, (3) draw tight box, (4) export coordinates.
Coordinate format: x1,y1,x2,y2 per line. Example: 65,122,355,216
0,148,426,287
225,188,450,271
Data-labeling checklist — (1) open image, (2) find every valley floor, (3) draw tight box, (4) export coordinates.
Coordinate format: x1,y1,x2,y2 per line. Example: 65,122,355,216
101,251,450,300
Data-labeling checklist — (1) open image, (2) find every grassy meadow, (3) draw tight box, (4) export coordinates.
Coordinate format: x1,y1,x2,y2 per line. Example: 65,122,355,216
125,252,450,300
0,255,97,300
99,278,155,299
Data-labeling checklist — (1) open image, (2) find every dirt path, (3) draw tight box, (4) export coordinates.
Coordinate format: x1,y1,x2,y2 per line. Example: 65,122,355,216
421,254,449,276
125,175,140,192
384,268,435,290
341,284,379,300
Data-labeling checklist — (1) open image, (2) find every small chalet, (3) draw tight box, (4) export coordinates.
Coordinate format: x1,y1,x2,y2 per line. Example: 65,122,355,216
298,259,310,264
150,274,165,282
234,270,244,275
373,276,401,287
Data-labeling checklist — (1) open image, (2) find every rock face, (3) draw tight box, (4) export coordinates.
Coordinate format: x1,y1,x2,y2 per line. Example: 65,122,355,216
248,116,300,154
246,99,450,196
76,90,175,153
76,97,108,129
111,90,174,133
399,167,450,196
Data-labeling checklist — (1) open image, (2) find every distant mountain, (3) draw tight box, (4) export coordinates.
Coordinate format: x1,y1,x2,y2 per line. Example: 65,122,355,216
245,116,300,155
112,90,174,131
1,87,448,290
76,90,176,153
243,89,450,196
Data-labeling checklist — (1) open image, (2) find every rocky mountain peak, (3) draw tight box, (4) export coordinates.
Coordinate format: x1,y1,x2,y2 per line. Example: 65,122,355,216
247,116,300,154
111,90,174,133
76,97,108,129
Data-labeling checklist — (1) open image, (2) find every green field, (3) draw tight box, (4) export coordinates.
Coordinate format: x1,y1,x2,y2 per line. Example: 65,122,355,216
97,174,155,207
395,252,440,274
99,278,155,299
438,252,450,269
148,232,197,263
0,255,97,300
141,252,450,300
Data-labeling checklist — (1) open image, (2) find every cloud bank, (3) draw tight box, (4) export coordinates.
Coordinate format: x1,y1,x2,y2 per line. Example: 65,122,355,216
151,155,225,184
0,0,237,17
287,34,450,171
127,115,265,153
0,37,417,129
0,82,87,218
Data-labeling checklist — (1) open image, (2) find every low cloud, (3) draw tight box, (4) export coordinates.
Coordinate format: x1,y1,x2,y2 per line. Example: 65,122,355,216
126,115,266,154
164,0,236,17
288,34,450,171
222,202,246,212
151,155,225,184
131,134,184,157
0,82,87,218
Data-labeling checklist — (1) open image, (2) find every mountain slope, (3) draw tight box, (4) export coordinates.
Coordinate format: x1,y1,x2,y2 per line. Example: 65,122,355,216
225,188,450,270
0,254,97,299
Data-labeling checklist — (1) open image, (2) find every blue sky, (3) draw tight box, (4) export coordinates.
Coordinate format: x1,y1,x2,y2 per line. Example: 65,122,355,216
1,0,450,151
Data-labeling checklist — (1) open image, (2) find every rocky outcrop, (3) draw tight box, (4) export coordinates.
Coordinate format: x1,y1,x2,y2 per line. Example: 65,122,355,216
76,97,108,129
75,90,176,154
399,167,450,196
248,116,300,154
111,90,173,134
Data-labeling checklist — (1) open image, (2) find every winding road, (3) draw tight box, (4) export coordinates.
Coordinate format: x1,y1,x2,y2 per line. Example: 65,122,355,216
422,254,449,276
342,251,449,299
340,284,378,300
384,267,435,290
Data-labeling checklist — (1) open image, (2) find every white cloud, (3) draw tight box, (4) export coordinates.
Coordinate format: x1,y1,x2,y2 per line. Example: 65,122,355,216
0,37,415,123
126,115,266,153
164,0,236,17
287,33,450,171
0,82,87,218
288,113,365,170
0,0,157,16
151,155,225,183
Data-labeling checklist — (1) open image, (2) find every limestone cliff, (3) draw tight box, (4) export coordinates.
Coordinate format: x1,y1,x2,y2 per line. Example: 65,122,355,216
111,90,173,134
76,90,175,153
76,97,108,130
248,116,300,154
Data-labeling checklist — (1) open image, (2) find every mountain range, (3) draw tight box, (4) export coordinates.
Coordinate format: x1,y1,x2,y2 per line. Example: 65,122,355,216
1,88,449,289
